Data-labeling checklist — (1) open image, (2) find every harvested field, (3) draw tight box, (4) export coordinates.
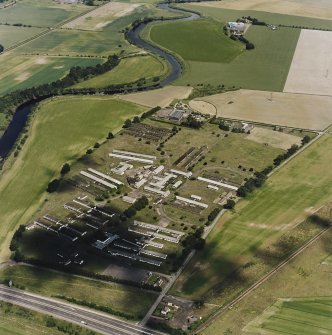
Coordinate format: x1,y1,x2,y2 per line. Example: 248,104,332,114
190,90,332,130
246,127,302,150
63,2,141,30
284,30,332,96
119,86,193,108
191,0,332,20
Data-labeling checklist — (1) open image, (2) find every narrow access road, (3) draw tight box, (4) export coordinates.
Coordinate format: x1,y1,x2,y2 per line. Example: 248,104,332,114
0,285,165,335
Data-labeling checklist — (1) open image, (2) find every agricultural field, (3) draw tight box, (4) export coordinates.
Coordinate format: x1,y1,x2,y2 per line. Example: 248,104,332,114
148,18,300,90
201,227,332,335
190,89,332,130
172,134,332,301
0,300,101,335
0,25,43,49
284,29,332,96
120,85,193,107
0,0,88,27
0,96,146,261
74,55,168,89
0,54,102,96
0,265,157,319
190,0,332,20
149,19,244,63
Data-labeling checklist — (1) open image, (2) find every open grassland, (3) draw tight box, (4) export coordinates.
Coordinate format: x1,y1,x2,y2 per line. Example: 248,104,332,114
190,0,332,21
180,3,332,29
190,90,332,130
170,24,300,90
63,1,142,30
201,228,332,335
0,96,146,261
74,55,167,89
149,19,243,63
0,0,88,27
284,30,332,96
245,297,332,334
0,265,157,319
172,134,332,300
0,25,44,49
0,54,102,96
119,85,193,107
0,300,100,335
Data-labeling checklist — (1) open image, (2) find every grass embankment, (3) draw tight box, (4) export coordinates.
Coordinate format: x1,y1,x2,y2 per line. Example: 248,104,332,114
0,265,157,319
148,8,300,90
74,55,168,89
0,96,146,261
0,55,102,96
0,300,100,335
202,228,332,334
172,134,332,300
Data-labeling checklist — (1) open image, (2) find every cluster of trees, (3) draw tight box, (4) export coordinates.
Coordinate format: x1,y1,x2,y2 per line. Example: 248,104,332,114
237,171,267,197
0,44,3,53
207,207,221,223
181,115,202,129
273,144,300,166
0,55,120,117
181,226,205,251
123,196,148,218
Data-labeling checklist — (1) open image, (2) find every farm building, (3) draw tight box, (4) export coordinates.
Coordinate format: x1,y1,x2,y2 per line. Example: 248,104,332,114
227,22,245,34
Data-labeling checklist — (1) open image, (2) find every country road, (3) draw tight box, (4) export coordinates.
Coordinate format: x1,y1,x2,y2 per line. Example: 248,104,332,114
0,285,165,335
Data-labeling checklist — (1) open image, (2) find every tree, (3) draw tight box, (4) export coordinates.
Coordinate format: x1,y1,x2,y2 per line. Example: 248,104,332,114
60,163,70,175
302,135,311,145
224,199,235,209
47,179,60,193
0,44,4,53
107,132,114,139
123,119,132,128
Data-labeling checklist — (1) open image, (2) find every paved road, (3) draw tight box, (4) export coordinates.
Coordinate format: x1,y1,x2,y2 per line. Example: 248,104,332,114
0,285,165,335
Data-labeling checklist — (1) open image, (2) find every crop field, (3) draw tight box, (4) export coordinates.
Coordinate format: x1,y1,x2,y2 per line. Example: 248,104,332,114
148,17,299,90
149,19,243,63
201,227,332,335
0,0,88,27
0,25,44,49
74,55,167,89
172,134,332,300
0,96,146,261
190,90,332,130
63,1,142,30
284,30,332,96
0,300,97,335
0,54,102,96
244,297,332,334
179,3,332,29
120,85,193,107
189,0,332,20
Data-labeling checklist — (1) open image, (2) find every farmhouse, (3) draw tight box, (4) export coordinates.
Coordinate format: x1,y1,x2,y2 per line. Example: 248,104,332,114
227,21,245,34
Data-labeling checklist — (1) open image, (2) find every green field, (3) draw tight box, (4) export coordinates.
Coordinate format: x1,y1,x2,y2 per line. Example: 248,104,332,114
0,25,44,49
0,300,100,335
0,0,88,27
146,5,301,91
150,19,243,63
0,55,102,96
0,96,146,261
172,134,332,300
0,265,157,319
201,227,332,334
74,55,168,89
246,297,332,335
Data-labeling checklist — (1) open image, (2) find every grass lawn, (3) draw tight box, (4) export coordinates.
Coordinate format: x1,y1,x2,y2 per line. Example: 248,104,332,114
172,134,332,300
0,96,146,261
201,228,332,334
0,265,157,319
0,54,102,96
74,55,168,89
0,300,101,335
0,26,44,49
0,0,88,27
149,19,243,63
